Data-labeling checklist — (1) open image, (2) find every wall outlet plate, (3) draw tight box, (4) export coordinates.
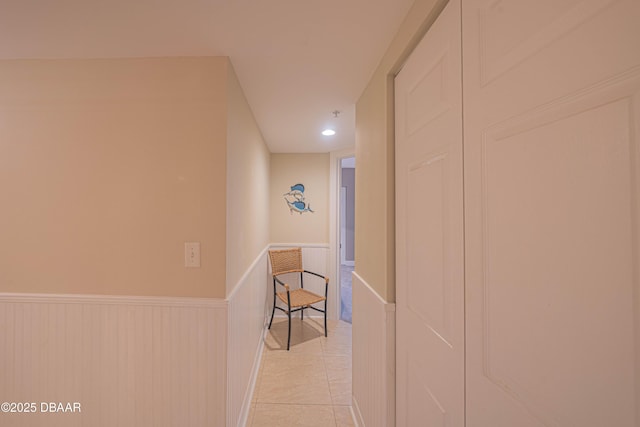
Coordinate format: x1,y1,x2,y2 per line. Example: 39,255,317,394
184,242,201,268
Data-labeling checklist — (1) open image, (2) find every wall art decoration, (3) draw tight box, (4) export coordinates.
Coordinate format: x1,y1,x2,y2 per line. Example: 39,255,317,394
283,183,314,214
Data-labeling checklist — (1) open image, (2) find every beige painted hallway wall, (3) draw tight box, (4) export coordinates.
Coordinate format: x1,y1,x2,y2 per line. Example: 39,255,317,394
226,62,270,294
0,57,229,298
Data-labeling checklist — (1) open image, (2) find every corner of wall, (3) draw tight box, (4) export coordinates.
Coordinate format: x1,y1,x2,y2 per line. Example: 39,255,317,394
225,60,271,297
355,0,444,303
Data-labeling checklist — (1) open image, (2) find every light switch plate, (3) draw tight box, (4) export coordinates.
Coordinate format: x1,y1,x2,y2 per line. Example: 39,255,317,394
184,242,200,268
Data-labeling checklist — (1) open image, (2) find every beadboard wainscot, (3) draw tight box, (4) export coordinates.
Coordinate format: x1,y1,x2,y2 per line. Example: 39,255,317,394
226,246,270,427
352,271,396,427
0,293,227,427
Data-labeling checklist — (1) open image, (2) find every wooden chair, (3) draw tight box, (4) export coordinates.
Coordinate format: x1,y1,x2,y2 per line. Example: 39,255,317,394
268,247,329,350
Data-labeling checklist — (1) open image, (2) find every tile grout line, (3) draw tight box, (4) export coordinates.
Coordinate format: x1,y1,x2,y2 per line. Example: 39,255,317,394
320,336,339,427
251,320,352,426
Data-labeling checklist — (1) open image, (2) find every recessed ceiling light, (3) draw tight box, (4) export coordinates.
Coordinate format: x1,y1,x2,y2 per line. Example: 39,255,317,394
322,129,336,136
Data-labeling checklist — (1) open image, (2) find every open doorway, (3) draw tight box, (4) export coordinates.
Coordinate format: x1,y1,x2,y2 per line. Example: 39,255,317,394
339,156,355,323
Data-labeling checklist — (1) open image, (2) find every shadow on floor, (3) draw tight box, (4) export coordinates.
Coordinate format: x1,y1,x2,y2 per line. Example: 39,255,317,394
265,317,325,351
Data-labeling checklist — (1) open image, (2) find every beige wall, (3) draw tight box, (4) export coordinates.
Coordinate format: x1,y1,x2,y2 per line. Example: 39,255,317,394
270,154,329,244
0,57,228,298
355,0,445,301
226,62,270,294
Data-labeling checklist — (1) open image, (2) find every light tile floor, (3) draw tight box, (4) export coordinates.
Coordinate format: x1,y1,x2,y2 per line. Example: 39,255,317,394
340,265,354,323
248,318,354,427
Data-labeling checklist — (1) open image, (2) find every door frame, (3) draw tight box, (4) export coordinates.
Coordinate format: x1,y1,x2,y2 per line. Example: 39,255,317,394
329,148,355,320
340,186,347,265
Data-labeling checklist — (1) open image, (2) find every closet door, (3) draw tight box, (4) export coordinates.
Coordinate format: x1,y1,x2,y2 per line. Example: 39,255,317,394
395,0,464,425
463,0,640,426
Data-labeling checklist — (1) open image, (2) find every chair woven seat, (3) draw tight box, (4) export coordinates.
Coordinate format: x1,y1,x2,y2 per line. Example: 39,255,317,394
277,288,326,308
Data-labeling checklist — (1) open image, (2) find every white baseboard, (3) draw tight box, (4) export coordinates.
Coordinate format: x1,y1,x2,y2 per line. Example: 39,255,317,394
236,328,267,427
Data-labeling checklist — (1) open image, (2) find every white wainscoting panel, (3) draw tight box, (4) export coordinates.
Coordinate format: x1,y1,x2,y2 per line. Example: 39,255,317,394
268,244,333,319
352,272,396,427
0,294,227,427
226,247,269,427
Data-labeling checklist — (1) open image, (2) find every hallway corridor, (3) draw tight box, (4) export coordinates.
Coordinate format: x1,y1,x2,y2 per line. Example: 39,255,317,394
340,265,354,323
248,318,354,426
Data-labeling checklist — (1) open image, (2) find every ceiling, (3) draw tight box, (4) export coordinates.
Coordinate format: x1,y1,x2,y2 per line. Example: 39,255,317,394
0,0,414,153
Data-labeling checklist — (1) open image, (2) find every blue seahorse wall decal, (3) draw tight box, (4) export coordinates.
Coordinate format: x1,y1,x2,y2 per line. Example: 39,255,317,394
283,183,314,214
287,200,314,214
290,183,305,193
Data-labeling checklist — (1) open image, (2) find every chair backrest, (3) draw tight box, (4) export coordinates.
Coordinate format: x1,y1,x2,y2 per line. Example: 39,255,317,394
269,247,303,276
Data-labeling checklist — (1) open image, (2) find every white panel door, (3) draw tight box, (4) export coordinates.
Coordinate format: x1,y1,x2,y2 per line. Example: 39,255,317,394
395,1,464,425
463,0,640,426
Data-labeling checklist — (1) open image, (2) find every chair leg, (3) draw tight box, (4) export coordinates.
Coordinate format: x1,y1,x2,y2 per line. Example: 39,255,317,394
300,273,304,321
287,310,292,351
324,300,328,337
268,280,276,329
287,295,292,351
